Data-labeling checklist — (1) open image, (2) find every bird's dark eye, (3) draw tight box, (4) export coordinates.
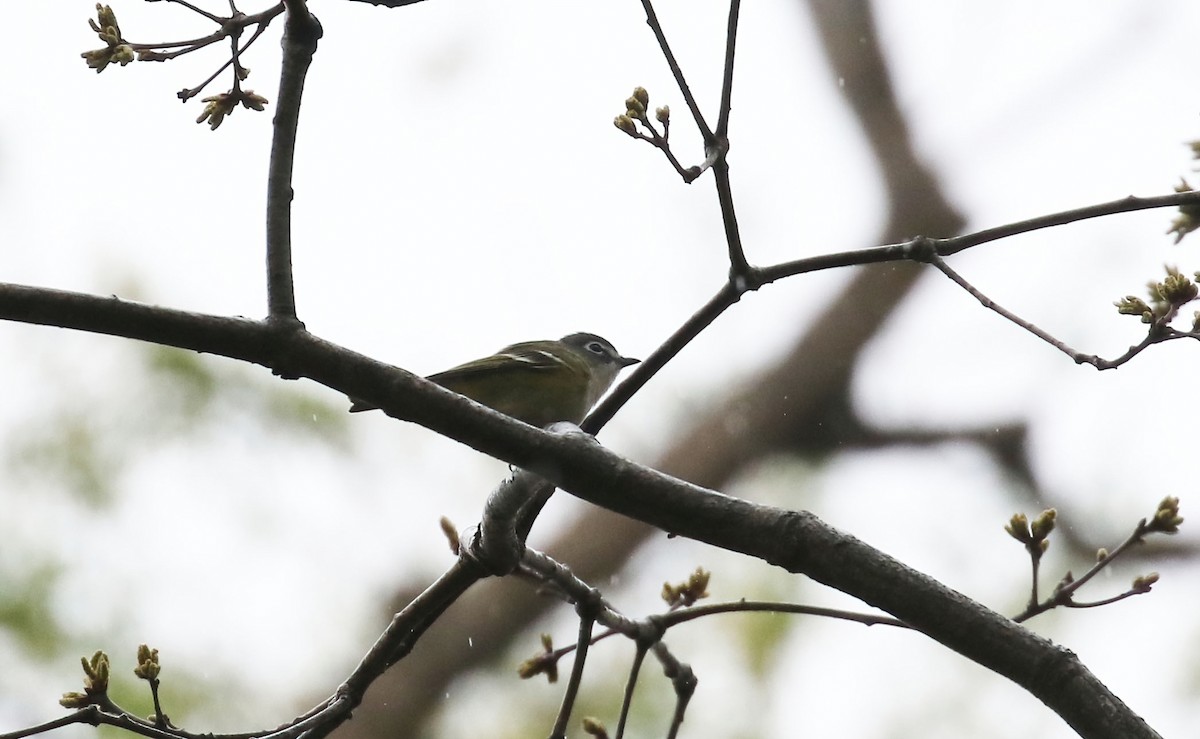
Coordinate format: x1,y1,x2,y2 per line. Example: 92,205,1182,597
586,341,605,355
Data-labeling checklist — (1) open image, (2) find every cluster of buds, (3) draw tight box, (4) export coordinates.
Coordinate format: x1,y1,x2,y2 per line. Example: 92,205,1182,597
1005,508,1056,557
59,650,111,708
78,3,274,130
1168,177,1200,244
1145,496,1183,535
661,566,711,608
614,86,671,139
196,89,270,130
1114,265,1200,330
133,643,161,682
81,4,134,73
516,633,559,683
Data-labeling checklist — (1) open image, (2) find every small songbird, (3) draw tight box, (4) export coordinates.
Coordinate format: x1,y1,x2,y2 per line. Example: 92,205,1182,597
349,333,639,428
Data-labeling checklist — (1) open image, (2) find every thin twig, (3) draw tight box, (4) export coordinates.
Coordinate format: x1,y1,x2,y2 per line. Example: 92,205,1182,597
0,709,103,739
715,0,741,138
939,192,1200,256
549,617,595,739
927,253,1197,369
616,118,702,181
926,254,1085,362
638,0,712,142
520,549,641,633
585,281,740,433
659,600,906,629
651,642,695,739
1028,546,1041,611
714,161,750,279
759,190,1200,285
0,706,181,739
614,646,649,739
265,1,321,322
179,9,283,97
133,34,226,53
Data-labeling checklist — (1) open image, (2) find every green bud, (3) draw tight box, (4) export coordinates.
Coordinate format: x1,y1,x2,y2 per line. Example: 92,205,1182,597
655,105,670,123
196,92,239,130
1030,508,1057,540
439,516,460,555
111,44,135,66
1114,296,1150,317
613,115,637,135
1131,572,1159,593
1004,513,1030,543
516,658,540,679
517,644,558,683
1148,496,1182,534
1168,179,1200,244
582,717,609,738
81,48,113,73
632,86,649,107
134,644,161,681
81,651,110,693
1160,269,1197,306
96,4,119,32
240,90,269,111
60,692,91,709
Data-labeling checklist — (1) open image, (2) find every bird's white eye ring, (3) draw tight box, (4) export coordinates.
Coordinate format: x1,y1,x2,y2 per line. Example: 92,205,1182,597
586,341,605,355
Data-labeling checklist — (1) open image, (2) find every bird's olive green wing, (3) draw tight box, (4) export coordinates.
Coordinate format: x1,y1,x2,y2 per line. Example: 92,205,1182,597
426,342,569,383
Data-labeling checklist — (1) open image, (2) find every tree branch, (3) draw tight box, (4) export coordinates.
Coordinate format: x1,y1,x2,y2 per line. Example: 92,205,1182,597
0,280,1162,738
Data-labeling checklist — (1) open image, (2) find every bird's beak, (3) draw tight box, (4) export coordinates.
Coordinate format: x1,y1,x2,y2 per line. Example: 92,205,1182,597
620,356,640,368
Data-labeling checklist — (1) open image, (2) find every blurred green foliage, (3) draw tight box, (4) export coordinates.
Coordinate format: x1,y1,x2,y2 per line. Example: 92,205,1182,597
0,337,354,726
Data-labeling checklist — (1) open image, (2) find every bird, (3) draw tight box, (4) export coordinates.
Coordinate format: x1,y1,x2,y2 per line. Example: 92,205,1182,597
349,332,639,428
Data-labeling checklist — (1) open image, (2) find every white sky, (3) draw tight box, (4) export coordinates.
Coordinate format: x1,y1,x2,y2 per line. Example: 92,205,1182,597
3,1,1200,738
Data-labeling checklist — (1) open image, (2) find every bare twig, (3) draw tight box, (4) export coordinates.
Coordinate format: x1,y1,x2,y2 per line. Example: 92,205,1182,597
714,161,749,279
659,600,905,629
266,1,321,322
638,0,712,142
715,0,741,138
927,254,1089,363
0,709,105,739
549,616,595,739
760,191,1200,285
613,645,649,739
926,250,1196,370
651,642,695,739
585,281,739,433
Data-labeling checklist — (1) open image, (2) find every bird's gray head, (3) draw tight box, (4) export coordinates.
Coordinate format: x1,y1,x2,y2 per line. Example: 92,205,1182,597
560,332,639,405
